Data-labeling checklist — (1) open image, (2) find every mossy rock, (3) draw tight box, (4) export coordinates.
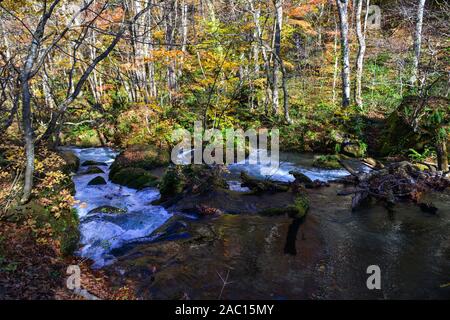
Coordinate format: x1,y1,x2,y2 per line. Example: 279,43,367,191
378,96,449,156
88,206,127,215
9,202,80,256
240,171,289,193
341,142,365,158
59,150,80,173
110,167,159,190
88,176,107,185
159,166,187,200
75,131,102,147
82,160,107,167
109,144,170,178
289,171,313,184
82,166,105,175
380,109,425,156
60,223,80,256
259,195,309,219
313,155,341,169
158,164,228,203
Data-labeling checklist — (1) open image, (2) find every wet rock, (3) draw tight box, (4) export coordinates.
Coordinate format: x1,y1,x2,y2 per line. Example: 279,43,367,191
88,176,107,185
109,144,170,178
82,160,108,167
82,166,105,175
59,150,80,173
341,142,365,158
240,171,289,193
259,195,309,219
88,206,127,215
150,216,190,242
110,167,159,190
289,171,313,184
313,155,341,169
157,164,228,204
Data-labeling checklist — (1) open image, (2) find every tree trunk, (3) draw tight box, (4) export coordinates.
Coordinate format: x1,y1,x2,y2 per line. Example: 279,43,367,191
336,0,351,108
332,16,339,105
271,0,283,114
436,140,448,172
410,0,426,86
354,0,369,108
21,77,35,204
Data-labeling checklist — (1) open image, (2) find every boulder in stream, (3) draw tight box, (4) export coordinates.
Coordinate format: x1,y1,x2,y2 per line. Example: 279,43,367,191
110,167,159,190
88,205,127,215
109,144,170,178
88,176,107,185
59,150,80,173
82,166,105,175
82,160,108,167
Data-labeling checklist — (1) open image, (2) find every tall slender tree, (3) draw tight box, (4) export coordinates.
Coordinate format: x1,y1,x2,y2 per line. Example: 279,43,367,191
410,0,426,86
354,0,369,108
336,0,351,108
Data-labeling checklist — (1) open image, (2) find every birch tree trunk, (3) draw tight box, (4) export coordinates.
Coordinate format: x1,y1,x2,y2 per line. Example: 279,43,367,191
410,0,426,86
271,0,283,113
354,0,369,108
336,0,351,108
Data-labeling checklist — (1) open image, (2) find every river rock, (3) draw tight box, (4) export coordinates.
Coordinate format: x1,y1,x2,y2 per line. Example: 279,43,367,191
289,171,313,184
83,166,105,174
88,176,107,185
313,155,341,169
88,205,127,215
82,160,108,166
109,144,170,178
59,150,80,173
110,167,159,190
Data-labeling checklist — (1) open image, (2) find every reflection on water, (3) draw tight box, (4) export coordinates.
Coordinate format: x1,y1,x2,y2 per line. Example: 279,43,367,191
111,186,450,299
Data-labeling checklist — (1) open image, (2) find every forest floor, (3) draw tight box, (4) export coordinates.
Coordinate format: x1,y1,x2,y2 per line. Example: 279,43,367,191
0,221,136,299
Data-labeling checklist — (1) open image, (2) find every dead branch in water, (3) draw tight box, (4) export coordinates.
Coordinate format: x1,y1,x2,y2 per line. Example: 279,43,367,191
338,160,449,211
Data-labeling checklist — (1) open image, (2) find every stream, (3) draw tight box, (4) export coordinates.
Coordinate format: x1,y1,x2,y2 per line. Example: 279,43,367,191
65,147,450,299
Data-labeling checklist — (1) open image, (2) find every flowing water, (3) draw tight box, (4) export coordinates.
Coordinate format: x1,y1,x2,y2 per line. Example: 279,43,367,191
62,147,171,268
65,147,450,299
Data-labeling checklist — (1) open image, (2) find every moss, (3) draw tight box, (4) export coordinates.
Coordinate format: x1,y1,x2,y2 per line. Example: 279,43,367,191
9,202,80,257
157,164,229,204
341,142,365,158
259,195,309,219
378,96,449,156
82,166,105,174
88,176,107,185
60,208,81,256
313,155,341,169
109,144,170,178
110,167,159,190
88,206,127,215
291,196,309,219
159,166,186,199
